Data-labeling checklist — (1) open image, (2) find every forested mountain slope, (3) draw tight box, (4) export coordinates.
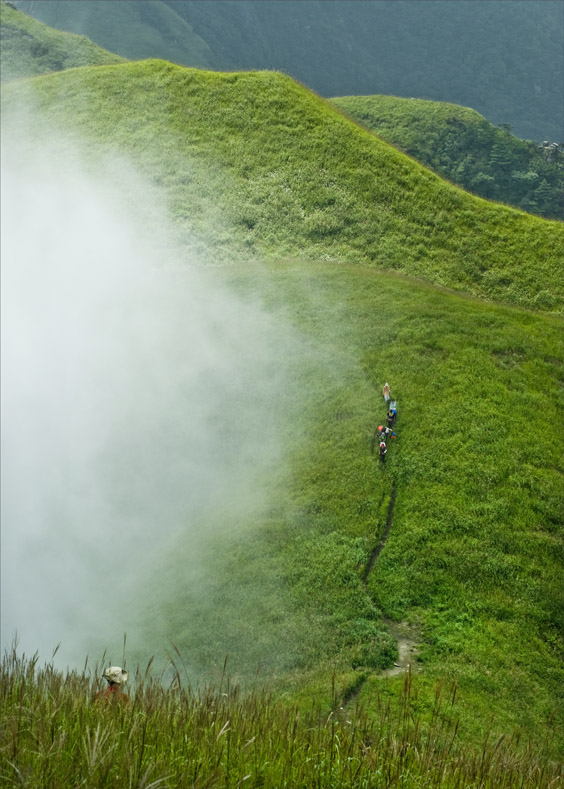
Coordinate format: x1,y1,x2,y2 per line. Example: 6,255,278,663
332,95,564,221
3,60,562,312
0,1,124,81
13,0,564,142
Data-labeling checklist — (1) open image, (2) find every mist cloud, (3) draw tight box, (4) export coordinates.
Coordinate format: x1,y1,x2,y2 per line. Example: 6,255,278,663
1,121,299,669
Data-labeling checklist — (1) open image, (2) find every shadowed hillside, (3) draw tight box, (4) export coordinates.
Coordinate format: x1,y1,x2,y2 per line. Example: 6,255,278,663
13,0,564,141
0,1,125,81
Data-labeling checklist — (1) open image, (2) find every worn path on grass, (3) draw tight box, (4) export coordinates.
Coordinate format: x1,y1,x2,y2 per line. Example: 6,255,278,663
338,429,420,709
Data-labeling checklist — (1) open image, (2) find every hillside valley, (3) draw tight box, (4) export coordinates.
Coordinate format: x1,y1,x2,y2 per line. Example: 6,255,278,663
3,1,562,223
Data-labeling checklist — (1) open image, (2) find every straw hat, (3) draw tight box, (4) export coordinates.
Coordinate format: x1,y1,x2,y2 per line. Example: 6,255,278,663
103,666,128,685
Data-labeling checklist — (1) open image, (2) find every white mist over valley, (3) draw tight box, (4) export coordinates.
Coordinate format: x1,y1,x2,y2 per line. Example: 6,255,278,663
1,121,301,669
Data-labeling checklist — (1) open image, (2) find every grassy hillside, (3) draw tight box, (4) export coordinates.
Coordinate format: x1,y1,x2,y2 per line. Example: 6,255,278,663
13,0,564,141
2,60,563,313
132,259,564,747
0,1,125,81
2,647,562,788
1,262,562,782
2,59,563,773
331,95,564,221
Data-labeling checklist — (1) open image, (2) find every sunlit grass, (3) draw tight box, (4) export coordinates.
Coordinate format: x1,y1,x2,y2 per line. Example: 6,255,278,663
2,60,562,310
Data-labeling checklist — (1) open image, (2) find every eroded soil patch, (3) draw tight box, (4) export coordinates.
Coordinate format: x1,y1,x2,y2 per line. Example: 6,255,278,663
380,618,421,677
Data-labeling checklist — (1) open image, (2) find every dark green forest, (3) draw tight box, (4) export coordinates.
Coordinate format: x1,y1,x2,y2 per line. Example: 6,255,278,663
14,0,564,142
332,96,564,220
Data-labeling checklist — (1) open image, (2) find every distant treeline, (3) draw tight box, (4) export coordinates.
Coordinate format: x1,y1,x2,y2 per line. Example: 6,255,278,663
13,0,564,142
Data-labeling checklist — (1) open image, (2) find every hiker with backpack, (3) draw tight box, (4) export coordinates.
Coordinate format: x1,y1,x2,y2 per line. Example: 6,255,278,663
379,441,387,462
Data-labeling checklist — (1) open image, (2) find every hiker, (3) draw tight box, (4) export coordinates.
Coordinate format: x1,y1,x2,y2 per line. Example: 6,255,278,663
384,426,395,441
386,410,396,428
382,383,390,405
96,666,129,703
390,400,397,418
377,424,386,441
379,441,387,462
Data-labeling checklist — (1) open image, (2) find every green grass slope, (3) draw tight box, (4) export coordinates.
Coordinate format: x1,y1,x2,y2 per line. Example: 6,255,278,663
2,60,563,312
143,260,563,751
2,648,562,788
331,94,564,221
0,1,125,81
2,60,563,761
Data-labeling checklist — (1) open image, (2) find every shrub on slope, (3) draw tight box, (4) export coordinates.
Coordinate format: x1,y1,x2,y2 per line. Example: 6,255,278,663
0,1,125,81
2,60,562,311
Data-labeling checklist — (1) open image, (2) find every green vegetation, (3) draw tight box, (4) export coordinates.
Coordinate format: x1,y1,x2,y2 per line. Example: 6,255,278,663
331,95,564,221
2,61,563,312
14,0,564,141
2,647,562,788
1,57,563,779
142,260,563,750
0,2,125,81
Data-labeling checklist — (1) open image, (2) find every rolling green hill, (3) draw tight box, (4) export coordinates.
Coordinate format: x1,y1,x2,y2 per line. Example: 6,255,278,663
331,95,564,221
2,60,563,313
13,0,564,142
1,58,563,777
0,1,125,81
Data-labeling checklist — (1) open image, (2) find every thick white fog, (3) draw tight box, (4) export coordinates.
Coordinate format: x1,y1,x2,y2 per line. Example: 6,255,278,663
1,125,297,668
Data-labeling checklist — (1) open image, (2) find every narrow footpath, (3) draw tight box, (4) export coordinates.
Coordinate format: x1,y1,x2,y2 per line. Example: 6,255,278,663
337,400,421,710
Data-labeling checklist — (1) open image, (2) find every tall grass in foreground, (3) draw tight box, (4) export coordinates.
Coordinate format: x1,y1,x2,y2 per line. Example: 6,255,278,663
1,648,561,788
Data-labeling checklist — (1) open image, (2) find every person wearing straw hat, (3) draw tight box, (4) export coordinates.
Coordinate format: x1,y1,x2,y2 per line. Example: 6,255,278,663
97,666,129,702
382,383,390,406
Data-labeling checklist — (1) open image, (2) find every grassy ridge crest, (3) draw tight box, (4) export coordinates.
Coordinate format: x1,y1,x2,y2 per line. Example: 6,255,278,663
2,58,563,311
331,94,564,221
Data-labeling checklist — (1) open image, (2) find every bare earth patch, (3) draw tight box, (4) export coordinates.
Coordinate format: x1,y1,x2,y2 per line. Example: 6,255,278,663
381,618,421,677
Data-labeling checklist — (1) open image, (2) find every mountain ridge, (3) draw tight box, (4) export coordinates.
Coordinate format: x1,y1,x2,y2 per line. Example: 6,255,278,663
3,58,562,313
13,0,564,141
331,94,564,221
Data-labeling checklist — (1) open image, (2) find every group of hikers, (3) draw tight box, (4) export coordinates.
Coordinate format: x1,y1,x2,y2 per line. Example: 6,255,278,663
378,382,397,463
